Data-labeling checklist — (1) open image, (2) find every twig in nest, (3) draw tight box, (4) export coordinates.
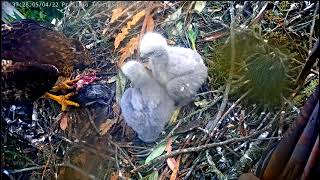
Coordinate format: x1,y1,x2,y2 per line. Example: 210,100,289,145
218,89,252,125
247,2,269,28
182,154,203,180
85,109,100,135
56,135,116,162
183,1,196,50
81,19,98,42
110,140,143,179
117,144,149,150
41,154,52,180
308,1,319,50
224,145,240,158
160,96,223,145
131,120,274,173
202,31,229,42
294,39,320,96
204,2,236,140
183,1,195,28
212,18,230,30
114,148,122,178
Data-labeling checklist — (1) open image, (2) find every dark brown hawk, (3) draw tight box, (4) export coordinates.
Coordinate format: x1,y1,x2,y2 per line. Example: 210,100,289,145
1,19,93,111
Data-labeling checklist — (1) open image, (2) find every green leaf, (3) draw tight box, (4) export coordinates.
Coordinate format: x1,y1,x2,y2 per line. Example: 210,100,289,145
194,1,206,14
145,142,166,164
39,10,47,21
194,99,210,107
162,7,182,27
172,20,184,36
187,24,198,50
148,171,159,180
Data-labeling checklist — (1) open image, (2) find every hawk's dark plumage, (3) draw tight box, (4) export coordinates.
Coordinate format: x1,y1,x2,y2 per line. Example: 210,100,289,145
1,19,92,107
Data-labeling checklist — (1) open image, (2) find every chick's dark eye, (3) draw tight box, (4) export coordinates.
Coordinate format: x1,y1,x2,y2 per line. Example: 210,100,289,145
141,56,149,63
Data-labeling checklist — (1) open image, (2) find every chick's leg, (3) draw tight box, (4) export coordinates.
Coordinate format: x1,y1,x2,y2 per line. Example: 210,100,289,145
44,92,79,111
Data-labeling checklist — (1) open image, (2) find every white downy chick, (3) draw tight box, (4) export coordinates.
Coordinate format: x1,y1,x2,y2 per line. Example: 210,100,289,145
120,60,175,142
140,32,208,106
